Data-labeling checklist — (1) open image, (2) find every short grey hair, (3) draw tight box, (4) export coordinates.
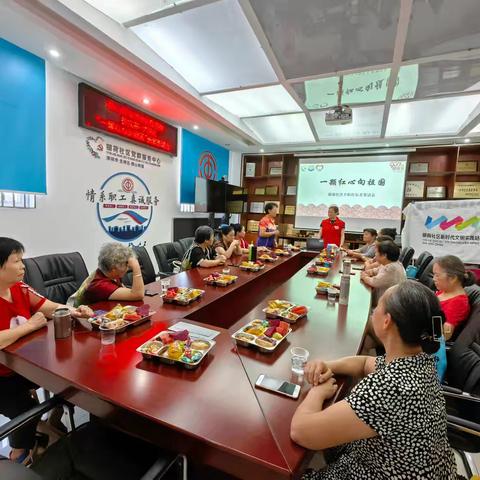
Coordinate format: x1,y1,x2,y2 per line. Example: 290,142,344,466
98,243,135,274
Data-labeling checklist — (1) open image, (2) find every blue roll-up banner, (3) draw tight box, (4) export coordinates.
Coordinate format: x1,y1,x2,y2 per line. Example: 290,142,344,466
180,130,229,204
0,38,46,193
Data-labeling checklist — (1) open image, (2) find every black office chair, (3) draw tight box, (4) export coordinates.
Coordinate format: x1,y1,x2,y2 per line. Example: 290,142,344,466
442,385,480,479
306,238,323,252
414,251,433,280
417,260,435,291
446,304,480,395
23,252,89,304
466,285,480,307
152,243,181,277
122,246,157,286
175,237,194,258
0,397,187,480
398,246,415,269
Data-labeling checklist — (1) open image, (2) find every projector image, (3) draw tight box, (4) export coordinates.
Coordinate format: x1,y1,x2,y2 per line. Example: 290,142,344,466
325,105,353,125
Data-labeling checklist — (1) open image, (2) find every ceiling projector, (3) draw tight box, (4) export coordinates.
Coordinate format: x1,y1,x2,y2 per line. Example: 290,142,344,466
325,105,352,125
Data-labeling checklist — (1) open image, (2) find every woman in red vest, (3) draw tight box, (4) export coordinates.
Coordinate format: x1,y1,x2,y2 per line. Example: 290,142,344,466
319,205,345,248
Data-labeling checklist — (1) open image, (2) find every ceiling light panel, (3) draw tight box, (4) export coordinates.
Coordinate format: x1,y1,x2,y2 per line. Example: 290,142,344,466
243,114,315,144
131,0,277,93
249,0,400,79
84,0,196,24
294,66,419,110
311,105,384,140
386,94,480,137
404,0,480,60
205,85,301,118
395,58,480,100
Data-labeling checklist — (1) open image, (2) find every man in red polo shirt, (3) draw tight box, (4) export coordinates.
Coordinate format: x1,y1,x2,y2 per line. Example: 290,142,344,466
319,205,345,248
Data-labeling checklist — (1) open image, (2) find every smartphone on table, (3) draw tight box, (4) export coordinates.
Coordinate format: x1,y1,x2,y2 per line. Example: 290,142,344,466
255,374,301,399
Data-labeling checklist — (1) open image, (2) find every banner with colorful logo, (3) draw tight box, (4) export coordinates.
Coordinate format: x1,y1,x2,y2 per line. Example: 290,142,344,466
402,200,480,263
180,130,229,204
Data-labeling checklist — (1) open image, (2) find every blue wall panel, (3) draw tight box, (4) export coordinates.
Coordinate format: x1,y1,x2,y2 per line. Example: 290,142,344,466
0,38,46,193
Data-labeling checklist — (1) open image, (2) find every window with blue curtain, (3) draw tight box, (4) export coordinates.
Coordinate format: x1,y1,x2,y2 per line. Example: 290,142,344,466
0,37,46,194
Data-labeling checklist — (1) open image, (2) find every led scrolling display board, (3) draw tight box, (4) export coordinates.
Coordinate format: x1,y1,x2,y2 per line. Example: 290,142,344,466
78,83,178,156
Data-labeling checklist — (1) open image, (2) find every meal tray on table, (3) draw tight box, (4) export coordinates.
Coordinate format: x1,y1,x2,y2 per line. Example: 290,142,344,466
89,304,154,333
137,329,215,369
203,273,238,286
273,249,291,256
162,287,205,306
232,319,291,353
238,261,265,272
258,254,278,262
262,300,309,324
307,265,330,276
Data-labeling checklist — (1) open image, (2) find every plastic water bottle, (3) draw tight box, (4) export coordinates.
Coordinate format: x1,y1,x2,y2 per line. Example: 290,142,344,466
339,274,350,305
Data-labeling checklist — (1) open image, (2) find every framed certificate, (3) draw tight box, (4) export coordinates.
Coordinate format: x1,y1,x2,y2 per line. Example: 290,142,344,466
409,163,429,174
405,180,425,198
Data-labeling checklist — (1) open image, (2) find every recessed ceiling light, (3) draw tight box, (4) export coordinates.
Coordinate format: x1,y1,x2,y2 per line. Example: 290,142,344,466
142,97,150,105
48,49,60,58
193,125,199,130
464,138,471,143
259,148,265,153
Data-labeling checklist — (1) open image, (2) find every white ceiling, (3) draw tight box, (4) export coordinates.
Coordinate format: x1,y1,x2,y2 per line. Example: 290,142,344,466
5,0,480,152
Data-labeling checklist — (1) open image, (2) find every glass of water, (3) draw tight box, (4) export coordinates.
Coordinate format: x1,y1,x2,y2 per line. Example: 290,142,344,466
327,288,337,305
99,325,116,345
160,278,171,294
291,347,309,375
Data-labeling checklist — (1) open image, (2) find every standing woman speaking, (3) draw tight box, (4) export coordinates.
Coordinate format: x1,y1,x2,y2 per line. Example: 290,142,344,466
319,205,345,248
257,202,279,249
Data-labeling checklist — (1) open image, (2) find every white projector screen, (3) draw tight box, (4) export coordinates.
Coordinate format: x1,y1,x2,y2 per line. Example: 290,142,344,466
295,155,407,232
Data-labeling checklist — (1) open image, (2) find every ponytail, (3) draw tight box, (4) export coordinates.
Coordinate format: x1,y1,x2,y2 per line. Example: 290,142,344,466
434,255,475,287
382,281,444,354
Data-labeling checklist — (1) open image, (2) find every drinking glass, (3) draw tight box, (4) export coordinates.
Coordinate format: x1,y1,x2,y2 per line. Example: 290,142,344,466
290,347,309,375
160,278,171,294
222,267,231,274
99,325,116,345
327,288,337,305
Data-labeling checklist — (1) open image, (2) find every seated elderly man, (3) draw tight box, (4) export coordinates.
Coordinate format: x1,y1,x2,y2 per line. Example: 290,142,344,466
71,243,144,305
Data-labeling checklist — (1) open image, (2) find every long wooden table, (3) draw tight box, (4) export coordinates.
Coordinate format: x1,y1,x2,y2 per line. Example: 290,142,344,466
0,251,371,479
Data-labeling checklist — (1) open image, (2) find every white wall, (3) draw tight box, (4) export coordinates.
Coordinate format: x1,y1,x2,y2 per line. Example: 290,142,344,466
0,62,241,270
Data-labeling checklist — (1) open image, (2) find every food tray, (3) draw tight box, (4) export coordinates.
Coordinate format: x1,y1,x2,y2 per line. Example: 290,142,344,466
258,254,278,262
315,257,333,267
162,287,205,305
262,301,309,324
273,249,291,256
307,265,330,276
315,282,339,296
137,330,215,369
203,273,238,286
239,261,265,272
232,319,291,353
90,305,154,333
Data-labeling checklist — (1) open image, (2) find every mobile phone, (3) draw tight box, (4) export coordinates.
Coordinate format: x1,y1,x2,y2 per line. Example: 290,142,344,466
432,315,444,342
255,374,301,399
144,290,159,297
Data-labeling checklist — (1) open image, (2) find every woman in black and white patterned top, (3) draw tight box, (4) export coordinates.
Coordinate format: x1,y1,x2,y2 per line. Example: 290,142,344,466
291,281,457,479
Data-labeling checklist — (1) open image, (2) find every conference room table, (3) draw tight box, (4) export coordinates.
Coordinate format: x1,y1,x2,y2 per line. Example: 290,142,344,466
0,250,372,480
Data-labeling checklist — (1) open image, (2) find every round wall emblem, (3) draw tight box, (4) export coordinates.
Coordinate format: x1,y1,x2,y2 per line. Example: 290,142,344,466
198,151,217,180
96,172,153,242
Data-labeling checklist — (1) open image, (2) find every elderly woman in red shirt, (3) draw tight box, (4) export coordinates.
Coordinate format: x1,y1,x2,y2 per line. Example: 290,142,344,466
318,205,345,248
0,238,92,464
433,255,475,340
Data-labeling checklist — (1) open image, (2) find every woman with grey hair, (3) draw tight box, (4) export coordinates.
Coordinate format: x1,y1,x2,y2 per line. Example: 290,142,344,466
70,243,144,305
